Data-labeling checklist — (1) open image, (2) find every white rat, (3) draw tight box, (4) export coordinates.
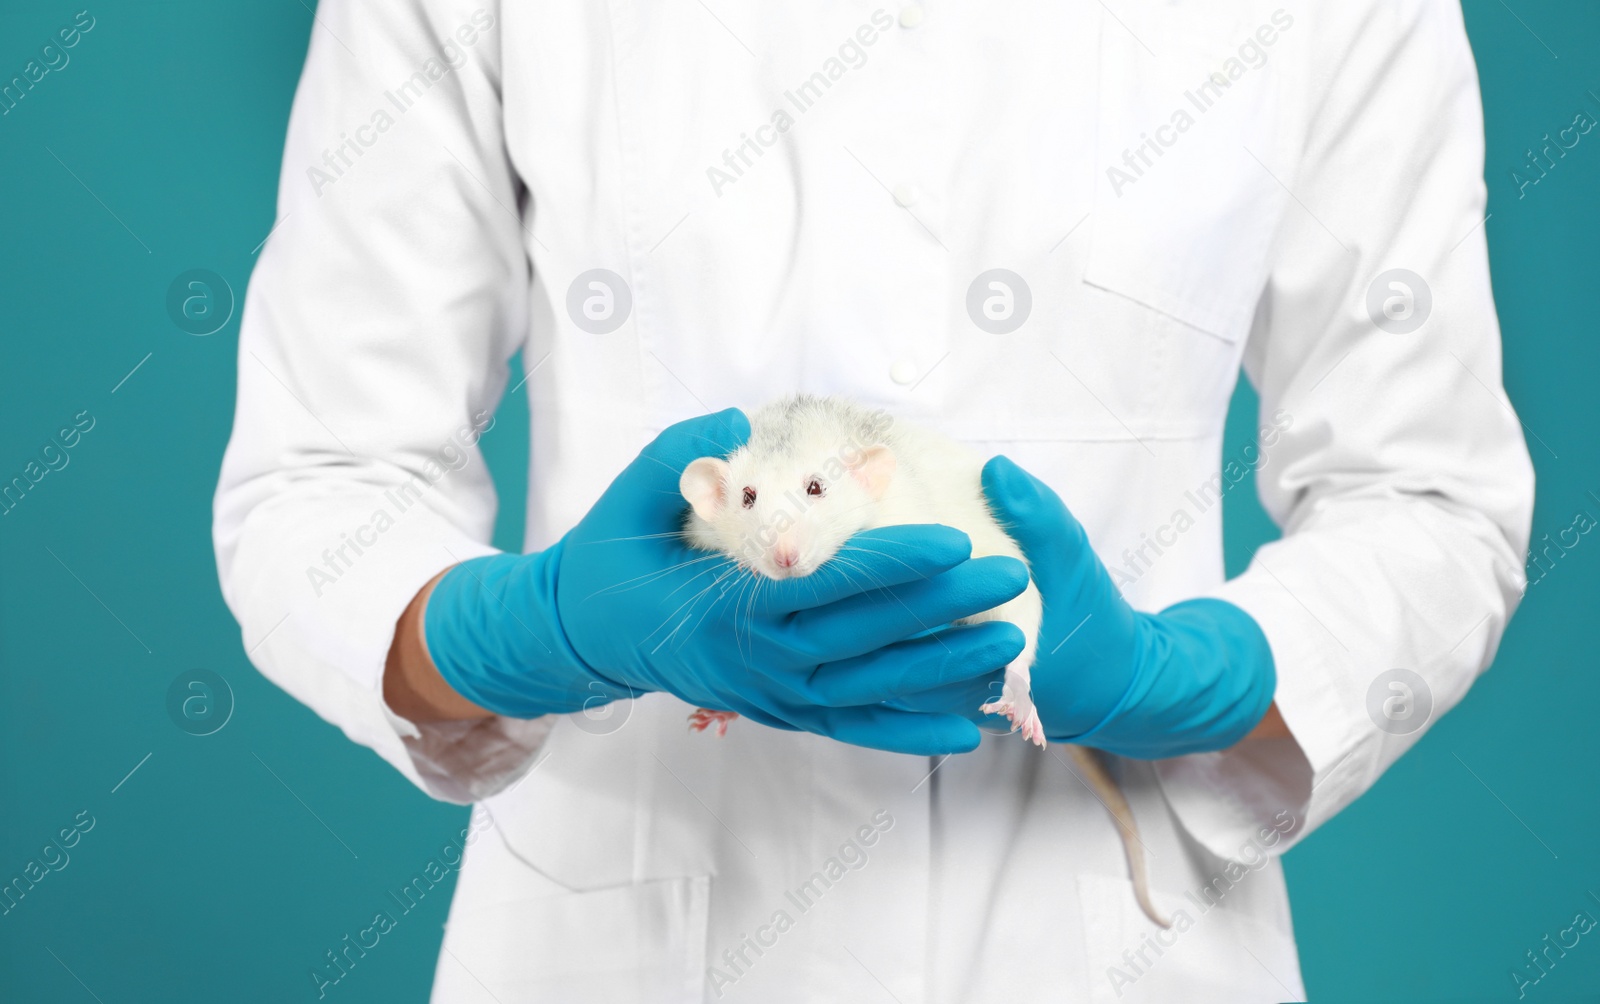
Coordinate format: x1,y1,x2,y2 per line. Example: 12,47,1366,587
678,394,1168,928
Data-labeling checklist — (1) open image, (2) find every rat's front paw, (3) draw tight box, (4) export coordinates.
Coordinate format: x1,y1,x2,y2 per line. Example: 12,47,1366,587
688,708,739,737
979,695,1015,720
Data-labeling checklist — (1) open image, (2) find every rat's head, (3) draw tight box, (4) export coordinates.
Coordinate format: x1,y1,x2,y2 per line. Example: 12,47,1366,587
680,436,896,579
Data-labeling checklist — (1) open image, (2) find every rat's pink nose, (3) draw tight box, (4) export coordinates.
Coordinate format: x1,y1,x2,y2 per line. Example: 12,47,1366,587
774,546,799,569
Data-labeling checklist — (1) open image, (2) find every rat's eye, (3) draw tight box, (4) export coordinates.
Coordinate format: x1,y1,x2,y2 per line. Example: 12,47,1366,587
805,479,824,498
741,487,757,508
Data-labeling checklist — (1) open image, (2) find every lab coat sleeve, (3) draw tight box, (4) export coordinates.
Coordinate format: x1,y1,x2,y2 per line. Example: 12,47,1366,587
1154,0,1536,857
212,0,553,804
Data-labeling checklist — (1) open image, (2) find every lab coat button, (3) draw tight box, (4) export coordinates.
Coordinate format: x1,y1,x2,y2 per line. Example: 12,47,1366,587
892,183,919,207
899,5,925,29
890,359,919,385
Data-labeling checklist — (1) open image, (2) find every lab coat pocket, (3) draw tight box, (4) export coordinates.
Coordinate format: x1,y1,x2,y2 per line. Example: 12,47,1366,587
479,700,748,892
435,873,711,1004
1076,871,1303,1004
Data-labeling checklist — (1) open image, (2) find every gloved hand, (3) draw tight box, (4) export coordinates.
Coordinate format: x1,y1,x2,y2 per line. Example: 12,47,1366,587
980,455,1276,758
422,410,1031,755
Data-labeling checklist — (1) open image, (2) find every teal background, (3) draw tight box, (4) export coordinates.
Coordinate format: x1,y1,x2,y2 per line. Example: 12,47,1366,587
0,1,1595,1001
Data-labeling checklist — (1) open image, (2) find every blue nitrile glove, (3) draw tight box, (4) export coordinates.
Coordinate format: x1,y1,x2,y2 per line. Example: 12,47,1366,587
422,410,1031,756
980,456,1276,758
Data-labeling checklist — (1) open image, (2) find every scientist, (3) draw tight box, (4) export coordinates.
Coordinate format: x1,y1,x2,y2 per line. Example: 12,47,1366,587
214,0,1533,1000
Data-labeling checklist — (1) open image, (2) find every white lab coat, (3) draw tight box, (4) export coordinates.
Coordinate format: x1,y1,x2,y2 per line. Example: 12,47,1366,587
214,0,1533,1000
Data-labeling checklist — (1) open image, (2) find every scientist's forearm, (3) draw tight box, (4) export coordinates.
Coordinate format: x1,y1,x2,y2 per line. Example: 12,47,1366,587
383,569,497,722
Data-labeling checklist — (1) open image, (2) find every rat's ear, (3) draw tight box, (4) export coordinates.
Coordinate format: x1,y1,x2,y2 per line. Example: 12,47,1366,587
849,446,896,500
680,457,731,520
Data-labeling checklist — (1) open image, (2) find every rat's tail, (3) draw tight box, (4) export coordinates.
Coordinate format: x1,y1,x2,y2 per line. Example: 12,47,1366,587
1066,745,1170,929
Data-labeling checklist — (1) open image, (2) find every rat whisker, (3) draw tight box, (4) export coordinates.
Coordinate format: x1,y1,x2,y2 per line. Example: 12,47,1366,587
834,542,922,580
677,565,746,652
826,554,867,590
656,581,732,655
735,570,760,665
648,563,743,653
828,550,898,594
582,530,695,544
656,553,742,601
730,568,759,655
828,551,949,653
676,429,742,449
638,455,682,475
597,554,724,594
660,556,742,601
586,553,725,601
826,558,882,608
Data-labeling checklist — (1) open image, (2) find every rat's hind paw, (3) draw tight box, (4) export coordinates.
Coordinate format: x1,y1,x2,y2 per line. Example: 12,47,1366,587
1014,705,1047,748
978,697,1047,749
687,708,739,737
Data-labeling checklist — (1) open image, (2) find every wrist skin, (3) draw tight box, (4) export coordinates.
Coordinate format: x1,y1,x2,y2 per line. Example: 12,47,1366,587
383,568,495,722
1245,703,1288,739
